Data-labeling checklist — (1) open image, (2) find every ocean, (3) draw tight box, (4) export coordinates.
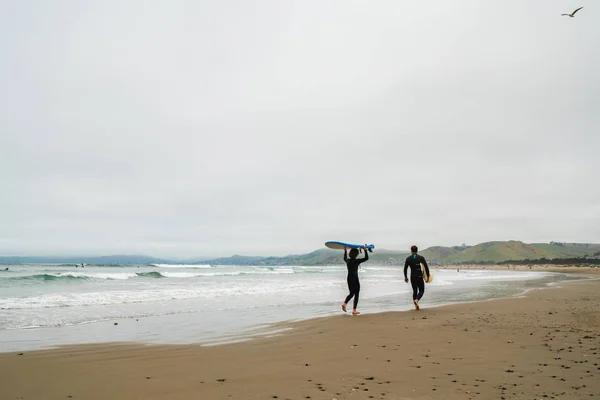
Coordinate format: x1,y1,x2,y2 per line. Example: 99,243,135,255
0,263,580,352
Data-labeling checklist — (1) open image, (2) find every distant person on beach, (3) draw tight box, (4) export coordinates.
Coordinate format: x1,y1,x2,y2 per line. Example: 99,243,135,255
404,245,430,310
342,246,369,316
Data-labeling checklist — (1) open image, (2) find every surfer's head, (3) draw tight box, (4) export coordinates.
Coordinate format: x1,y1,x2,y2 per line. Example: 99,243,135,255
349,248,359,259
411,245,418,254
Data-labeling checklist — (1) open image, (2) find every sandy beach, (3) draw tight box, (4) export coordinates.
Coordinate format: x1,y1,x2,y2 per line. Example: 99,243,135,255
1,269,599,400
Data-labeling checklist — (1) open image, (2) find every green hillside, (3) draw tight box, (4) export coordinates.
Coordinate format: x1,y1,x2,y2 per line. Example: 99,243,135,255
530,243,599,258
420,246,460,261
438,241,600,264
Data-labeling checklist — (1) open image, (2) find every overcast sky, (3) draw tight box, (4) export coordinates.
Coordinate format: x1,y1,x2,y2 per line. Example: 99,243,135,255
1,1,598,258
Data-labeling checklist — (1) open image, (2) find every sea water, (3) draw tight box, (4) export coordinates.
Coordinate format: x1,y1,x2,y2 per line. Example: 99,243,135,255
0,263,580,352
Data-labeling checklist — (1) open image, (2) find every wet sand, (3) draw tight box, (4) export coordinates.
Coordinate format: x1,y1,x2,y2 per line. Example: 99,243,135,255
1,269,599,400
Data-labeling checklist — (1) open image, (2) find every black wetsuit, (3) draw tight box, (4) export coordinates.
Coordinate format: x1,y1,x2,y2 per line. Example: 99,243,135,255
344,249,369,309
404,254,430,301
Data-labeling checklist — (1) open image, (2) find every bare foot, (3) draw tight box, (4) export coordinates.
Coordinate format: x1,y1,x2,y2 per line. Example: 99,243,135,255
352,310,361,315
342,303,347,312
413,299,420,310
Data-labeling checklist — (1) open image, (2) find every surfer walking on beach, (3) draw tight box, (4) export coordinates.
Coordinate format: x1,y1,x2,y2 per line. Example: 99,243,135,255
404,245,430,310
342,246,369,315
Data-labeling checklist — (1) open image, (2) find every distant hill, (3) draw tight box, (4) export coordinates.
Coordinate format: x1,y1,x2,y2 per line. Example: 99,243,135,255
436,241,600,264
192,254,270,265
420,246,461,261
0,255,169,265
199,248,410,266
1,241,599,266
497,257,600,266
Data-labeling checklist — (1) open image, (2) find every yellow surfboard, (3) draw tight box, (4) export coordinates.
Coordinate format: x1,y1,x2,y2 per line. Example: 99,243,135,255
421,263,434,283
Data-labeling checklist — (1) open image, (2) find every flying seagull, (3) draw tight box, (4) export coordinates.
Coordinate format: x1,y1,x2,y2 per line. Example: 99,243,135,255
562,6,583,17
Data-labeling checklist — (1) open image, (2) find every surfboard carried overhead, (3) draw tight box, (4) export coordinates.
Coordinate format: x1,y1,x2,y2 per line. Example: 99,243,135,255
325,241,375,252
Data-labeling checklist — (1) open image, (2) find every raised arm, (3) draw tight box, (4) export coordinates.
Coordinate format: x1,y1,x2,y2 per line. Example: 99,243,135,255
343,248,348,262
360,246,369,263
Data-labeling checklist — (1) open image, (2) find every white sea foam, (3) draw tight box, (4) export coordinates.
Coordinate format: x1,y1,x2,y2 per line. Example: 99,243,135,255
0,277,340,310
57,272,139,280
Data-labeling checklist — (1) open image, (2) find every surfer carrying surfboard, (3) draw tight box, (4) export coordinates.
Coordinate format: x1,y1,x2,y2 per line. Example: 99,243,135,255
342,246,369,315
404,245,430,310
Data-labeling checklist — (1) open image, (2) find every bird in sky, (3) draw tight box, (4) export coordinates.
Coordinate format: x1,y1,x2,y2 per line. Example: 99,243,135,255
562,6,584,17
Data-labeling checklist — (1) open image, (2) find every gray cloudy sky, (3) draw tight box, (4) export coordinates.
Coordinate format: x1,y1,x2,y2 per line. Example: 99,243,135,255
1,1,599,258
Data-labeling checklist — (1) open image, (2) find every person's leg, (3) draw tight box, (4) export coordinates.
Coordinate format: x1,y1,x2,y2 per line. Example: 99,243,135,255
352,279,360,315
343,276,354,312
411,278,420,310
417,279,425,301
411,279,418,300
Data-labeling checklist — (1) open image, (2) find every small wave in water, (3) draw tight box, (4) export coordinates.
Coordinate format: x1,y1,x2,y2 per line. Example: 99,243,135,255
4,268,307,282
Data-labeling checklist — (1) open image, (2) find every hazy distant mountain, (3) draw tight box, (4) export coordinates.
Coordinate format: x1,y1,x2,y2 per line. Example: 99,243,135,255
189,254,266,265
0,255,169,265
1,241,599,266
